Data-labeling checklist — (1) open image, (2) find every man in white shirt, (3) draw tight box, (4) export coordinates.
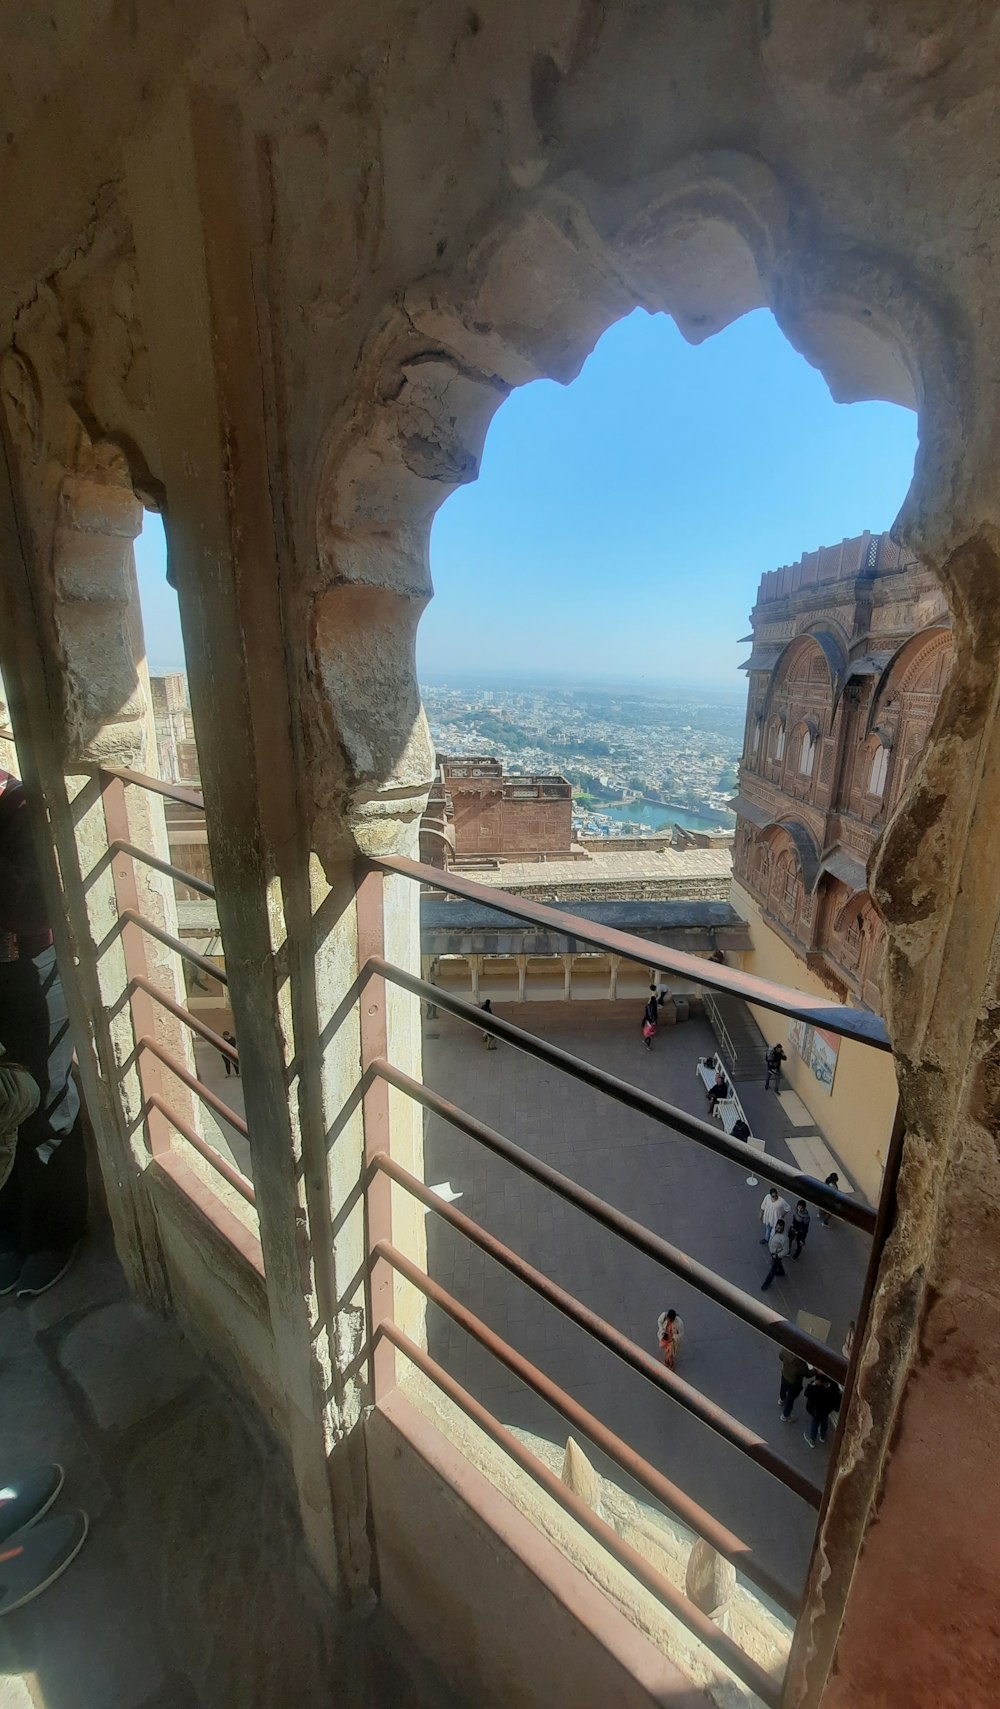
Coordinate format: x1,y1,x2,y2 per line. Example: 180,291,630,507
760,1186,791,1243
761,1219,791,1291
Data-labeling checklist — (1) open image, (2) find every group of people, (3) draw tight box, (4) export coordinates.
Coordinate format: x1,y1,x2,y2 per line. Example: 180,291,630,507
758,1173,845,1292
777,1347,844,1446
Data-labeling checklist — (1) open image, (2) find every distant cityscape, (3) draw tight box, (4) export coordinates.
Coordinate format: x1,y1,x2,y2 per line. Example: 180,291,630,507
421,679,742,838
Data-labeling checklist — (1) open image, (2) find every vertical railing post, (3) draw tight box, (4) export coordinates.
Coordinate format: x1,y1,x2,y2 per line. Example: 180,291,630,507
101,773,173,1160
356,862,396,1401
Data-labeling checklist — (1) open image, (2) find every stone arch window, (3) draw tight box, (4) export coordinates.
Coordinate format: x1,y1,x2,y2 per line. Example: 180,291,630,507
775,722,786,762
770,846,799,920
751,837,771,892
798,727,816,778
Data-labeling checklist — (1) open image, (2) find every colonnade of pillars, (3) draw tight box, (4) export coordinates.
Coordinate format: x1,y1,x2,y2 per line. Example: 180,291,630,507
422,951,654,1005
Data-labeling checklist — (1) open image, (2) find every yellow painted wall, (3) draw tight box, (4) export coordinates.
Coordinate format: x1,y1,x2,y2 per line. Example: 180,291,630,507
731,883,897,1204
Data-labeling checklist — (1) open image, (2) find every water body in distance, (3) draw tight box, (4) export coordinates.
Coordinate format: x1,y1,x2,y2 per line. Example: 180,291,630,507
602,800,734,834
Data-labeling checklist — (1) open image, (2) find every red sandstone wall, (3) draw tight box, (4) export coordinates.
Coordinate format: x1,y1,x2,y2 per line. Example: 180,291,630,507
499,794,571,854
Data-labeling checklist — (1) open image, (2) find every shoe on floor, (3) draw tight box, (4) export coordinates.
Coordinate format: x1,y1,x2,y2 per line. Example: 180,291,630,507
0,1510,88,1616
803,1433,816,1448
15,1244,79,1299
0,1248,23,1297
0,1466,64,1545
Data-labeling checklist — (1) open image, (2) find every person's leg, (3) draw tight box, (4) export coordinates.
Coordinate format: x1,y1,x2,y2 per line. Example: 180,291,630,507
806,1413,819,1444
819,1417,829,1444
762,1260,775,1291
223,1055,231,1077
781,1380,800,1419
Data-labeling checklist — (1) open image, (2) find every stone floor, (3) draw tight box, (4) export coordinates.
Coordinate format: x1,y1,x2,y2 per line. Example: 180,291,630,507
421,1001,872,1598
0,1230,453,1709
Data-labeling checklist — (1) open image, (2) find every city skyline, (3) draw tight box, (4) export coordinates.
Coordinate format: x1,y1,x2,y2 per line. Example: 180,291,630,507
134,306,917,688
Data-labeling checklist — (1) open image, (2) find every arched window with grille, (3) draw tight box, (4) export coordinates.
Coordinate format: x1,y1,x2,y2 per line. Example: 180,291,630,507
798,728,815,777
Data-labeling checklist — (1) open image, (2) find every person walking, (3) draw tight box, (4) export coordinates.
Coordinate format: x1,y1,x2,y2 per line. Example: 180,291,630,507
763,1043,787,1091
221,1031,240,1077
790,1199,811,1258
0,771,87,1298
777,1347,809,1421
657,1308,684,1370
759,1186,791,1244
761,1218,790,1290
479,999,498,1049
818,1172,840,1225
803,1372,842,1447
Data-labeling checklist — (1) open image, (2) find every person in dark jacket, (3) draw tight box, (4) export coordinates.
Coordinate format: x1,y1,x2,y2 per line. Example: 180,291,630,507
778,1347,809,1421
706,1067,729,1111
0,771,87,1298
764,1043,787,1091
789,1199,811,1258
803,1372,842,1446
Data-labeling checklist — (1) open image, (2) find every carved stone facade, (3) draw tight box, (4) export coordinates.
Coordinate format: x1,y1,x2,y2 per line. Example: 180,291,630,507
732,531,951,1008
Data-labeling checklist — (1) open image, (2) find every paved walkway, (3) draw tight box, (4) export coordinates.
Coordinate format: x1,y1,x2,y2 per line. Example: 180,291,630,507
422,1001,870,1596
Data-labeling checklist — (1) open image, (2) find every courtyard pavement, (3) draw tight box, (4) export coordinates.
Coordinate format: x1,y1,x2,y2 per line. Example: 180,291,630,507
421,1000,871,1597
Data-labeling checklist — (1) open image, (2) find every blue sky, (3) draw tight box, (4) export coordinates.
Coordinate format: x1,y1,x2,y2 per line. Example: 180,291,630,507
135,307,917,690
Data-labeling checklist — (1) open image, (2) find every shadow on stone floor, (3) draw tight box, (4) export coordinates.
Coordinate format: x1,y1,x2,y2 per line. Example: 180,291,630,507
0,1232,456,1709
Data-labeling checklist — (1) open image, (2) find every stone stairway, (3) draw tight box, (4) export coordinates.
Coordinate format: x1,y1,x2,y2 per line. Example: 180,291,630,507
704,991,771,1083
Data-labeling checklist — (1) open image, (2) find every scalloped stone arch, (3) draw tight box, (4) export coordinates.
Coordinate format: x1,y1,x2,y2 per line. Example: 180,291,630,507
308,151,955,863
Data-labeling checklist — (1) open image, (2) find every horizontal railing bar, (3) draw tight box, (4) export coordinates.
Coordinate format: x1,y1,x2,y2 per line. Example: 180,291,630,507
138,1034,249,1139
97,765,206,812
121,908,228,987
372,1168,824,1506
111,839,216,901
379,1315,783,1706
368,853,890,1052
376,1210,798,1616
370,958,872,1233
374,1064,847,1384
148,1094,255,1206
130,975,238,1065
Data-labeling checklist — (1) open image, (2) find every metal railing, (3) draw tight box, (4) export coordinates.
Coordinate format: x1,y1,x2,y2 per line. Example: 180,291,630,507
98,769,254,1242
703,990,740,1075
360,851,900,1706
92,770,900,1705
